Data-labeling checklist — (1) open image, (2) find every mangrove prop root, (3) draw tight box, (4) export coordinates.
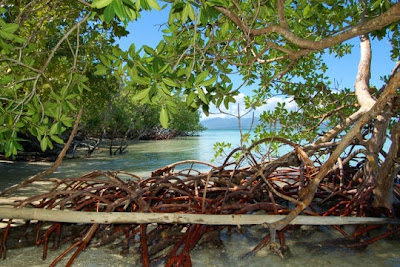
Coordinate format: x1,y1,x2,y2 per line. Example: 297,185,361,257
0,220,11,260
140,224,150,267
0,152,399,266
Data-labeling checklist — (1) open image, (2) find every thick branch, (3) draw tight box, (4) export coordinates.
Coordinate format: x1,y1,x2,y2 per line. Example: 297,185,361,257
271,67,400,231
214,3,400,50
277,0,288,28
355,35,375,110
373,118,400,208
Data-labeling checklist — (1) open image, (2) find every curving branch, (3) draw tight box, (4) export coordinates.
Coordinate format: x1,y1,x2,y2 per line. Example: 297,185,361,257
270,64,400,232
355,35,375,110
214,3,400,51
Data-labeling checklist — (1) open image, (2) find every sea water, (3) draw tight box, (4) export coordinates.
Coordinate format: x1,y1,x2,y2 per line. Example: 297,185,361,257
0,129,253,190
0,129,399,266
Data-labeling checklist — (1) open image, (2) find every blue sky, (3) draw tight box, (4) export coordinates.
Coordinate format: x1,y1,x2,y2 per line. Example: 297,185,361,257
117,8,397,119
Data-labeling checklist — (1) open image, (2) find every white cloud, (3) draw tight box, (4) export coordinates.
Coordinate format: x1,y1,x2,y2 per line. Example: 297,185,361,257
201,94,297,121
258,96,297,113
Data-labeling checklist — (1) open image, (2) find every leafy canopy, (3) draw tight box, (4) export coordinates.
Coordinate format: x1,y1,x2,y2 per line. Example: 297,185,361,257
1,0,399,159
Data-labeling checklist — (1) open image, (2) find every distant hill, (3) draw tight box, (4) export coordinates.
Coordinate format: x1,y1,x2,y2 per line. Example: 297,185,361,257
201,117,261,130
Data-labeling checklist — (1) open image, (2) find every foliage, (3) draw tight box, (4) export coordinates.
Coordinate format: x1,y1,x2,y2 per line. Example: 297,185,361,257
169,99,206,133
1,0,400,210
0,0,122,157
0,0,205,158
89,0,399,146
89,0,398,210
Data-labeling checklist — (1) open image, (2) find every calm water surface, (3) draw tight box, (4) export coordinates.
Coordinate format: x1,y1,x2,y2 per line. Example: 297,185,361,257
0,130,244,190
0,129,399,266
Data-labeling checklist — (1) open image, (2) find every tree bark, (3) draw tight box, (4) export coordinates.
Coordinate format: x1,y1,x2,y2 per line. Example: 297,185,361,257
269,65,400,231
373,119,400,208
0,207,399,226
213,3,400,51
355,35,375,110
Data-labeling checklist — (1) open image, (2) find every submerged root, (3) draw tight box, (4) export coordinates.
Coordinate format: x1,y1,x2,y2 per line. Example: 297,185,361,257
0,153,399,265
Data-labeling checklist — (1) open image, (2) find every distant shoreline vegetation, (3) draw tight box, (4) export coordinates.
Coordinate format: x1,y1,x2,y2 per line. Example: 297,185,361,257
201,117,330,132
201,117,261,130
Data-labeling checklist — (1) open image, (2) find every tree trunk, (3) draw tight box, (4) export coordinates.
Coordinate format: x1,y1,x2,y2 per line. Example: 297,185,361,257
269,56,400,231
373,119,400,208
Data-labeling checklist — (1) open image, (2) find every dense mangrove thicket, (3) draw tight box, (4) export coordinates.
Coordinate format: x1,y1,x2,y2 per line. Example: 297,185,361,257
0,0,400,266
0,0,204,160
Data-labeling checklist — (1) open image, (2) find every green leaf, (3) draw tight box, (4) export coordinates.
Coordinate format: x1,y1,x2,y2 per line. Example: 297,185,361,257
104,4,116,23
186,3,195,21
131,74,151,85
125,7,137,20
156,41,166,53
224,97,230,110
158,63,169,74
66,100,77,111
5,140,16,158
60,116,73,127
11,35,25,43
143,45,155,55
186,91,196,106
303,5,311,18
223,96,236,110
47,137,54,150
146,0,161,10
220,21,229,36
50,135,64,144
216,96,223,107
2,23,19,33
50,123,59,135
128,43,136,57
181,4,189,22
0,29,15,40
199,6,208,25
202,105,209,116
198,76,216,87
131,87,151,102
135,0,141,9
94,65,108,75
197,87,208,104
162,78,179,87
160,107,168,128
194,70,209,84
0,75,13,85
92,0,113,9
113,0,127,21
159,83,171,96
165,100,177,114
98,54,110,66
40,136,48,151
206,0,225,6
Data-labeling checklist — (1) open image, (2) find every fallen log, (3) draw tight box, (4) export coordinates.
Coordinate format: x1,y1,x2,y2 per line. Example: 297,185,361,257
1,207,399,226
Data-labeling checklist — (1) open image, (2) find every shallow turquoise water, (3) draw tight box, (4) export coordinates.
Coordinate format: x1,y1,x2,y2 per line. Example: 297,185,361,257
0,129,266,190
0,129,399,266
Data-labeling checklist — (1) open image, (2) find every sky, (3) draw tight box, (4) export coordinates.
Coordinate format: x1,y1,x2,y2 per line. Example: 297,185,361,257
117,7,397,120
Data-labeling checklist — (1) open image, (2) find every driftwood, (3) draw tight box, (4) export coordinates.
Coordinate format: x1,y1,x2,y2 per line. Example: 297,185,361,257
1,207,399,225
